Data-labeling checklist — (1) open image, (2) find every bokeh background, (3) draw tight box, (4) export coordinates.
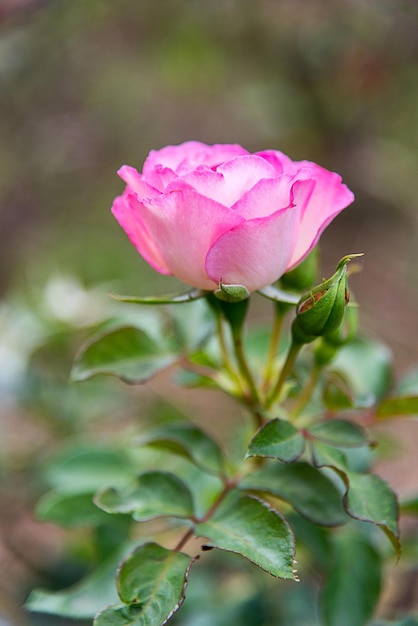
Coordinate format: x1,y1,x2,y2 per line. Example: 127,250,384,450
1,1,417,624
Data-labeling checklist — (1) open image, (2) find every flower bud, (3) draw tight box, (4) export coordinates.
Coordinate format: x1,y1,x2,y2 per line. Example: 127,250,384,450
291,255,362,345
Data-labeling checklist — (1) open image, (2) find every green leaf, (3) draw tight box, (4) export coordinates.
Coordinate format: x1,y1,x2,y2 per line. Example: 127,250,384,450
136,423,224,475
344,472,400,553
110,288,206,305
331,337,393,406
71,326,176,384
400,495,418,516
94,543,196,626
43,446,135,493
36,491,110,527
375,395,418,419
26,541,137,619
397,367,418,395
322,376,353,411
257,284,301,304
95,471,194,521
310,441,348,472
196,491,296,579
246,419,305,463
241,462,347,526
321,532,381,626
307,419,370,448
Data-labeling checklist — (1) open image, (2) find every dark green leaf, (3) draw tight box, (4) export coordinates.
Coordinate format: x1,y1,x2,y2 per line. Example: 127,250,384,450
375,396,418,419
247,419,305,462
137,423,224,475
322,532,381,626
26,541,137,619
36,491,110,527
241,462,347,526
95,471,194,521
344,472,400,553
94,543,196,626
71,326,176,384
307,419,370,447
196,491,296,579
400,495,418,516
330,337,392,406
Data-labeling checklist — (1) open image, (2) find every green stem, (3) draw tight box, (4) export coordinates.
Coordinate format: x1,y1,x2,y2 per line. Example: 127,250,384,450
290,365,321,419
216,315,241,383
232,331,262,411
262,305,285,394
266,341,302,409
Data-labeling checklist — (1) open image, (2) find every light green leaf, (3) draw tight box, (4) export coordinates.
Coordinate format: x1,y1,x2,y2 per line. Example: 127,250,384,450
36,491,110,527
95,471,194,521
26,541,137,619
331,337,392,406
43,446,135,493
136,423,224,475
375,395,418,419
322,376,353,411
94,543,196,626
257,284,301,304
196,491,296,579
322,533,381,626
307,419,370,447
241,462,347,526
71,326,176,384
246,419,305,462
344,472,400,553
310,441,348,471
110,288,206,305
397,367,418,395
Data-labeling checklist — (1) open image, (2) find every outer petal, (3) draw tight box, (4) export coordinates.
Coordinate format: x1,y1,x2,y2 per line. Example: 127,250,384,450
118,165,161,198
143,141,249,178
287,166,355,269
205,180,314,291
255,150,295,175
135,188,245,290
111,192,171,275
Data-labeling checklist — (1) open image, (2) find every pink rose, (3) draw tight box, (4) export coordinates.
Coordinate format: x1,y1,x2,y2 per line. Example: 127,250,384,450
111,141,354,292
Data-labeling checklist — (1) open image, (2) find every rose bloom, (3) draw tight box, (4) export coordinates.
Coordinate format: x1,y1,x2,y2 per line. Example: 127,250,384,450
112,141,354,292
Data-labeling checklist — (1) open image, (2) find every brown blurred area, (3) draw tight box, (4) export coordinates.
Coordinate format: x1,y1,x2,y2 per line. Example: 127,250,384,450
0,1,417,623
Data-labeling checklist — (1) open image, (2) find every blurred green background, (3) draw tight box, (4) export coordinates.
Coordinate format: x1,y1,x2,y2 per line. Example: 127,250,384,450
0,1,418,624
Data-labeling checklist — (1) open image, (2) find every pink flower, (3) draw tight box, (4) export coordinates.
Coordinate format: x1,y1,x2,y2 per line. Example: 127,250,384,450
111,141,354,292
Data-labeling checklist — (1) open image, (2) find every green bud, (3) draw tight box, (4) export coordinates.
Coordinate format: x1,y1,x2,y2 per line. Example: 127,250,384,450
313,298,359,366
280,248,319,292
291,254,363,345
214,281,250,303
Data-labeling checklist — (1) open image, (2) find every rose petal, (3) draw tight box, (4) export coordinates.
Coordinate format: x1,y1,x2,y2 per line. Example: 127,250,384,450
111,192,171,275
287,165,355,268
118,165,161,198
143,141,249,179
231,175,296,219
137,188,244,290
205,180,315,291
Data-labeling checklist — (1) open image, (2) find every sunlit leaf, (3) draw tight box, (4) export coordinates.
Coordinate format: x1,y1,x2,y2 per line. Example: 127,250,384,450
94,543,196,626
95,471,194,521
110,288,206,305
375,395,418,419
196,491,296,579
241,462,347,526
247,419,305,462
71,326,176,384
322,532,381,626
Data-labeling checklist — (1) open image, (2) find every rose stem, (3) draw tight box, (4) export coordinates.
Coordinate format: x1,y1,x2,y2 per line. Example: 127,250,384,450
266,341,302,409
290,365,321,419
262,304,285,394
